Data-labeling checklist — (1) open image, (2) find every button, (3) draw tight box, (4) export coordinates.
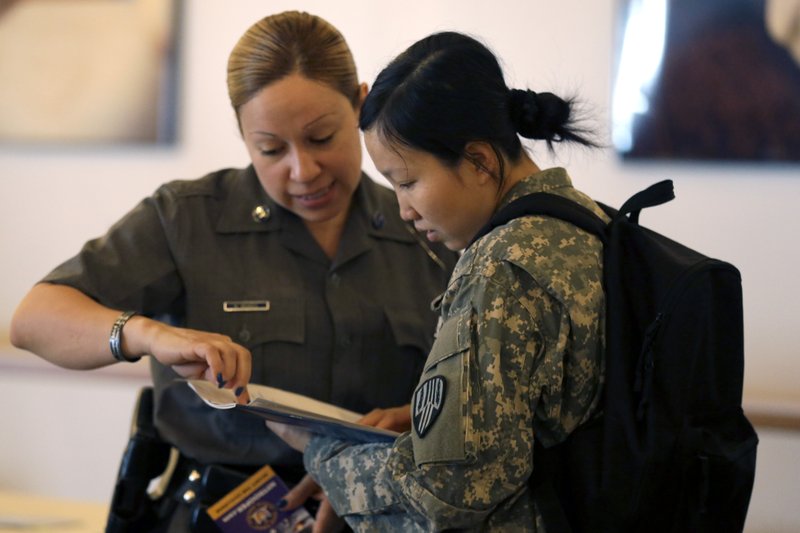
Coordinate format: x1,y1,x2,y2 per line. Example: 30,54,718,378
238,325,251,343
188,469,201,482
329,273,341,287
182,489,196,503
251,205,271,223
371,211,385,229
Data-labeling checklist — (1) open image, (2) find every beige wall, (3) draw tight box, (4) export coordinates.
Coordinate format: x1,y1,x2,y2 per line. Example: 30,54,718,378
0,1,798,531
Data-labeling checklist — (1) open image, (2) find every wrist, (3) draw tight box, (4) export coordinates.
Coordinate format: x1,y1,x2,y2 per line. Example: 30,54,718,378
109,310,142,363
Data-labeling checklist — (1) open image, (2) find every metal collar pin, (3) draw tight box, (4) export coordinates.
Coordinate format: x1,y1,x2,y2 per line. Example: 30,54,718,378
251,205,271,223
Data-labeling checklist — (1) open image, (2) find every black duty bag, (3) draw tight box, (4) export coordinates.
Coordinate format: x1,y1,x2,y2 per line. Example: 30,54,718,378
106,387,173,532
476,180,759,533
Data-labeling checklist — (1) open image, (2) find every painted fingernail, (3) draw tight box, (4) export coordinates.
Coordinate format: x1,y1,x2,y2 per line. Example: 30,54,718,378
235,386,244,397
277,499,287,509
217,373,225,388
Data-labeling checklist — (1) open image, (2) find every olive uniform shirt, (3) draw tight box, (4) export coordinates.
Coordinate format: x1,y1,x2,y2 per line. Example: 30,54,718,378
42,166,457,468
304,168,607,531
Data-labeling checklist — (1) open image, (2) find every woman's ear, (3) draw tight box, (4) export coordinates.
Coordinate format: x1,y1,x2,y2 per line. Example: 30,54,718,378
464,141,500,183
355,82,369,115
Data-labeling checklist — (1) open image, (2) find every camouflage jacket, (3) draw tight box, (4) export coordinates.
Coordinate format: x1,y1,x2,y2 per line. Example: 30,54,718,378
305,168,606,531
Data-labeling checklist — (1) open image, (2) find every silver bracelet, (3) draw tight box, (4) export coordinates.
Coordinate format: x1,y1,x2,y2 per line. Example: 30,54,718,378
109,310,141,363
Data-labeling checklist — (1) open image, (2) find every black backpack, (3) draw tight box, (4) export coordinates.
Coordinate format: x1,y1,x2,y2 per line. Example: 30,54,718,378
475,180,759,532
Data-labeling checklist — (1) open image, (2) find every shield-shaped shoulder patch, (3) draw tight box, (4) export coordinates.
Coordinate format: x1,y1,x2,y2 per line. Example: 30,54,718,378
412,376,447,438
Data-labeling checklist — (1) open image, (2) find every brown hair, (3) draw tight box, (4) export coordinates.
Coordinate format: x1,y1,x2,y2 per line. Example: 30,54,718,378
227,11,359,121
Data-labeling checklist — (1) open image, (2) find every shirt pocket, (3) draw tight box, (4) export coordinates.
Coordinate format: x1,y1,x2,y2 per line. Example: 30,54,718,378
382,305,435,389
216,294,305,348
384,305,434,355
411,309,473,466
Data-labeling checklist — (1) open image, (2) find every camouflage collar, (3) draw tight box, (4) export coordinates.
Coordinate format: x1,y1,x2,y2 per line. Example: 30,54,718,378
498,167,574,211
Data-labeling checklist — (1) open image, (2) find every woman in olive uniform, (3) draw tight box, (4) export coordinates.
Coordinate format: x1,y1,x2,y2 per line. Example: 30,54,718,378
10,12,456,531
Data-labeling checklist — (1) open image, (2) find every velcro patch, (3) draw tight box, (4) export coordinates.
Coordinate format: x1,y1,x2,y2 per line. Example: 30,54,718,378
412,376,447,438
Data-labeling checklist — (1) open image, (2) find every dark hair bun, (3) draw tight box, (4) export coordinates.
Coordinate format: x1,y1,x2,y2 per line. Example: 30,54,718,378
508,89,570,141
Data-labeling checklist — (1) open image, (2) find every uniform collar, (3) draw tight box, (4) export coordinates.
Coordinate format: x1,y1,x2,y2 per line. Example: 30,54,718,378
497,167,575,211
214,167,415,264
327,175,417,268
215,166,278,234
354,175,417,244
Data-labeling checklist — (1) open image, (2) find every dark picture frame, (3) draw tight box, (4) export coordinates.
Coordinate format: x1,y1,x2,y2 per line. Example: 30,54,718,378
612,0,800,162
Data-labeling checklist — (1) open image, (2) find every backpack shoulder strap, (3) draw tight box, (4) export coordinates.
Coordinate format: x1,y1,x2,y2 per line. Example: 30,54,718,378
470,179,675,246
470,192,608,246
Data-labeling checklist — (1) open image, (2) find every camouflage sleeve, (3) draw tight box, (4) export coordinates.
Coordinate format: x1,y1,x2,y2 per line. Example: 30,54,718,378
305,267,549,530
304,435,428,531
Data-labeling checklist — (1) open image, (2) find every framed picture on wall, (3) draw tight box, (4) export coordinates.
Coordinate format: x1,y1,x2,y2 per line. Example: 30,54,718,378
0,0,181,145
611,0,800,162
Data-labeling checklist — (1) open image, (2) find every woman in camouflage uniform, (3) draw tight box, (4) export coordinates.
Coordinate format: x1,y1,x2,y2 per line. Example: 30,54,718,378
273,31,606,531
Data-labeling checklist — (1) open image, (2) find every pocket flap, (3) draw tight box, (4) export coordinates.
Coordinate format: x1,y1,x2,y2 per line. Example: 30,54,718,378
384,305,434,354
424,310,471,372
217,295,305,346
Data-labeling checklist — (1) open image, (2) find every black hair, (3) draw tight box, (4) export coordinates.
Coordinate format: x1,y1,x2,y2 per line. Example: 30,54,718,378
360,32,597,181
